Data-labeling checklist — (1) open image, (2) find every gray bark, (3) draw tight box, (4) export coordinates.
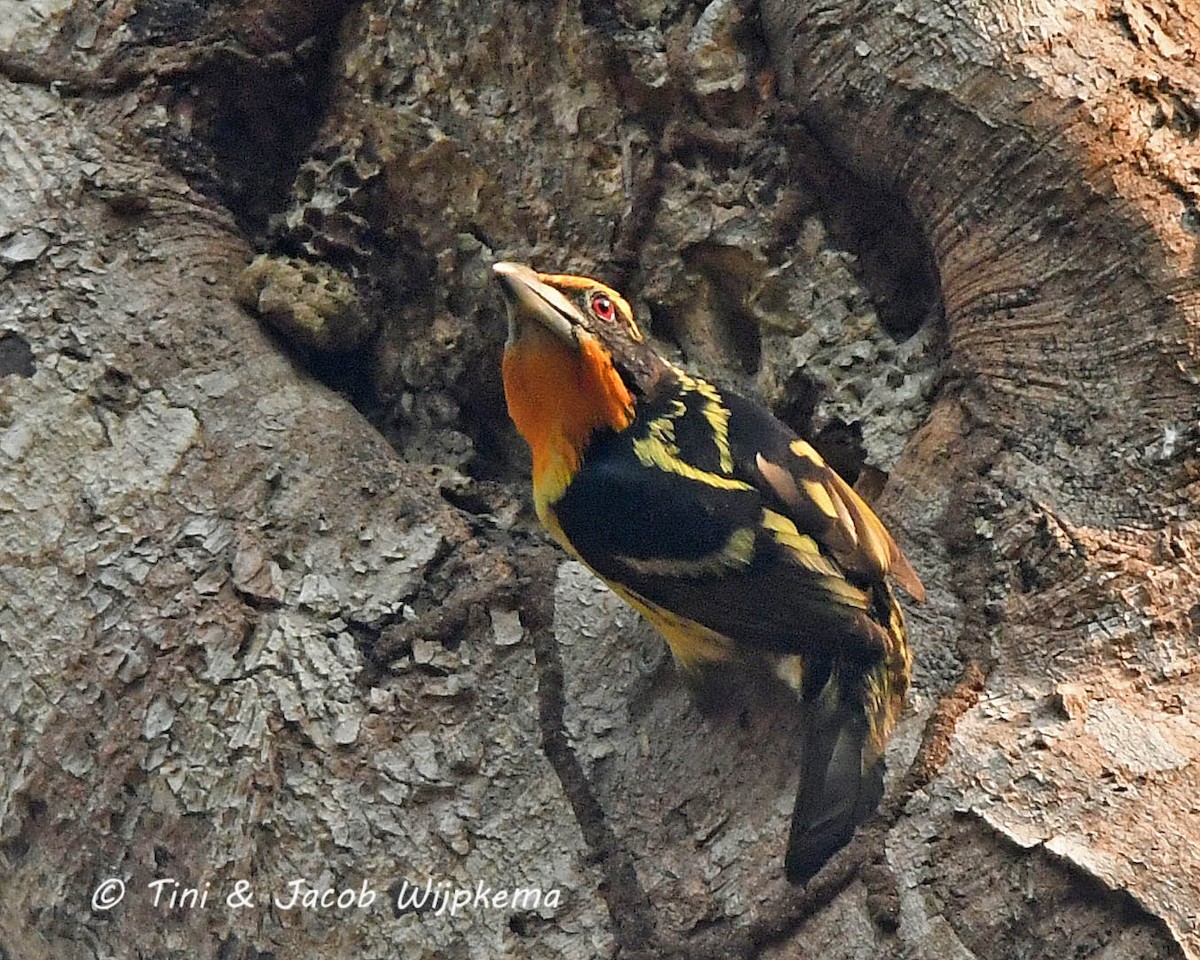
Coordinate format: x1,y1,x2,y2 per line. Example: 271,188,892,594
1,0,1197,958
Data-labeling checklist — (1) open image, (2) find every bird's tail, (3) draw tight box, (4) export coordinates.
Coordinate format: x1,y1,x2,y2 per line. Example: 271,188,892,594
784,692,885,884
784,586,910,885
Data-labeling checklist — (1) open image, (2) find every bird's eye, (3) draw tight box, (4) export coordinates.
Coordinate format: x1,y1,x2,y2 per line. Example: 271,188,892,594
591,294,616,323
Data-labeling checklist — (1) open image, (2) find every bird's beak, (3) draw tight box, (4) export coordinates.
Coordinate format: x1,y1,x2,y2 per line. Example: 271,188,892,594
493,261,583,347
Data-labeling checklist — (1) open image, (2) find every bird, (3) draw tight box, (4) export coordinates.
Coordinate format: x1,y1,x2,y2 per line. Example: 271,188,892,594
493,260,924,883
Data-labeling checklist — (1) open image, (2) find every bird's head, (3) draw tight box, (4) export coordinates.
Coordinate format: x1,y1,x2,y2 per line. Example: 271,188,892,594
493,261,667,495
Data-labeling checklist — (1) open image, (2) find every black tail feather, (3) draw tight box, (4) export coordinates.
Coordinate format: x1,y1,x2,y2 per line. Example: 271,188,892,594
784,703,884,884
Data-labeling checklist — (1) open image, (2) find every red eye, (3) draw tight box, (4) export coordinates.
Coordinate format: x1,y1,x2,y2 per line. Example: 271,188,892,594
591,294,616,322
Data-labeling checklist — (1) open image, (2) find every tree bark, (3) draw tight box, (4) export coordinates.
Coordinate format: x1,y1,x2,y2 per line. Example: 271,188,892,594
0,1,1197,958
758,1,1200,955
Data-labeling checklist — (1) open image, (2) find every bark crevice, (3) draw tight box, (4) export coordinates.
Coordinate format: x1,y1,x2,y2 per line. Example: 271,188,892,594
519,545,660,955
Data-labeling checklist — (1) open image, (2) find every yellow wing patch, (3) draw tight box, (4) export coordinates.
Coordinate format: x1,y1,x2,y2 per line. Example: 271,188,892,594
761,509,870,608
760,508,831,571
757,441,926,602
801,478,839,524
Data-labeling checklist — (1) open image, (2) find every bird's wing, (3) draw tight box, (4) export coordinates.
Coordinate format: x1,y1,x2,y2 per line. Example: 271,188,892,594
723,392,925,603
550,379,900,663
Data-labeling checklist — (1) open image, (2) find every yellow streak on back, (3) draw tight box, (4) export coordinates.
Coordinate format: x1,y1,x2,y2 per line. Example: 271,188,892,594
672,369,735,473
631,376,752,492
614,527,756,578
632,433,754,491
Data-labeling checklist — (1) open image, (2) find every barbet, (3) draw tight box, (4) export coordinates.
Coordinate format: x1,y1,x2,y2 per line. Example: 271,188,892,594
494,261,924,882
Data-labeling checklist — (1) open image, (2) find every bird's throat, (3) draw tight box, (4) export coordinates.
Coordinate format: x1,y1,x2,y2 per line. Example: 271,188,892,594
503,333,634,508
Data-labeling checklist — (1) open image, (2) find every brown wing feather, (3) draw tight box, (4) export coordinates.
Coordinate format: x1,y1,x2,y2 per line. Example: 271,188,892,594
756,441,925,602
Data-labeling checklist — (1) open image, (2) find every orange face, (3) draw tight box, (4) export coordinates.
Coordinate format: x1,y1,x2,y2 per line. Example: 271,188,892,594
494,262,643,503
502,320,634,498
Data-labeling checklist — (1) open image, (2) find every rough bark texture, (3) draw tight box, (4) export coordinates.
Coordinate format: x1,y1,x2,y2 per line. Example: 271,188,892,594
0,0,1197,958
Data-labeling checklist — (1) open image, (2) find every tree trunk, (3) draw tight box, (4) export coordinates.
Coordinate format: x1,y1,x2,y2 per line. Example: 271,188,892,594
0,1,1196,958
